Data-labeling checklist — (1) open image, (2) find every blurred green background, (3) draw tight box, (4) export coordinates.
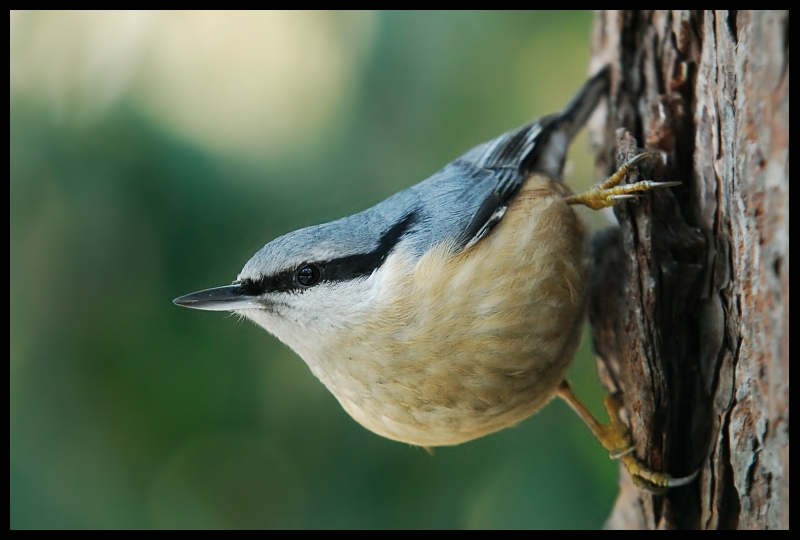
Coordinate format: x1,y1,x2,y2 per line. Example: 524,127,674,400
10,10,619,529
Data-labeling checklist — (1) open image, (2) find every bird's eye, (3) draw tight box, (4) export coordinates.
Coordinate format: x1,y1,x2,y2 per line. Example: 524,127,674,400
296,264,321,287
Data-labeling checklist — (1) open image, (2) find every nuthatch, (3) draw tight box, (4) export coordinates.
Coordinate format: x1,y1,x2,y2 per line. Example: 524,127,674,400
175,67,691,489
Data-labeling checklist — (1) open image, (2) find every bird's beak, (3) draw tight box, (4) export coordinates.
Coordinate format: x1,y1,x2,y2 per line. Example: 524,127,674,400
173,284,261,311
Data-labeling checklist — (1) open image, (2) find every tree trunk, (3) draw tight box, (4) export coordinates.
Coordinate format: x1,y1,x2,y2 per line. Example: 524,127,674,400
587,10,789,529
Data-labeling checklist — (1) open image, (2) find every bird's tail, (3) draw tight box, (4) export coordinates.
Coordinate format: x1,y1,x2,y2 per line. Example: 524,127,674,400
519,65,610,178
555,66,610,143
463,66,610,180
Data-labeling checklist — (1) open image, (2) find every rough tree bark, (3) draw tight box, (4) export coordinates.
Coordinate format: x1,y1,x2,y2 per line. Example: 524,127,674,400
586,11,788,529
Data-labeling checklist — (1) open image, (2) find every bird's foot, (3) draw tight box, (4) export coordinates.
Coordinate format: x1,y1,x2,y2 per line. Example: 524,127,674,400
565,153,680,210
556,380,697,492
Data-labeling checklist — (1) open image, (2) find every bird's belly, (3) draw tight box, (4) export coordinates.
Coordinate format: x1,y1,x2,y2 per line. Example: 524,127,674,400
317,175,588,446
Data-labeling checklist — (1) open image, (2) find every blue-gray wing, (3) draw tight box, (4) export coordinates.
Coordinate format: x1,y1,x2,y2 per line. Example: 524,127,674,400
392,66,609,255
400,66,609,255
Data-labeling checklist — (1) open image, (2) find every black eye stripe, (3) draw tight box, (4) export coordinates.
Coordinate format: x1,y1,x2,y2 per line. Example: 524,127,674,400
238,270,295,295
322,212,417,282
241,211,417,296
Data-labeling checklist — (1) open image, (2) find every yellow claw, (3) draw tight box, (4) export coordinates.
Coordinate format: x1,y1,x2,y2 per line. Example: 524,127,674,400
556,380,697,492
565,153,681,210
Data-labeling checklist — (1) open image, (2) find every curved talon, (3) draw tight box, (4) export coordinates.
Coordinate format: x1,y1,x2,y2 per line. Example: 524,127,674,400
608,445,635,459
621,152,655,169
626,458,700,492
647,180,682,188
662,468,700,488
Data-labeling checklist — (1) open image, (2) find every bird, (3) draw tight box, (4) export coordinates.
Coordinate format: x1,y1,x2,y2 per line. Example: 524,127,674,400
174,66,691,489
